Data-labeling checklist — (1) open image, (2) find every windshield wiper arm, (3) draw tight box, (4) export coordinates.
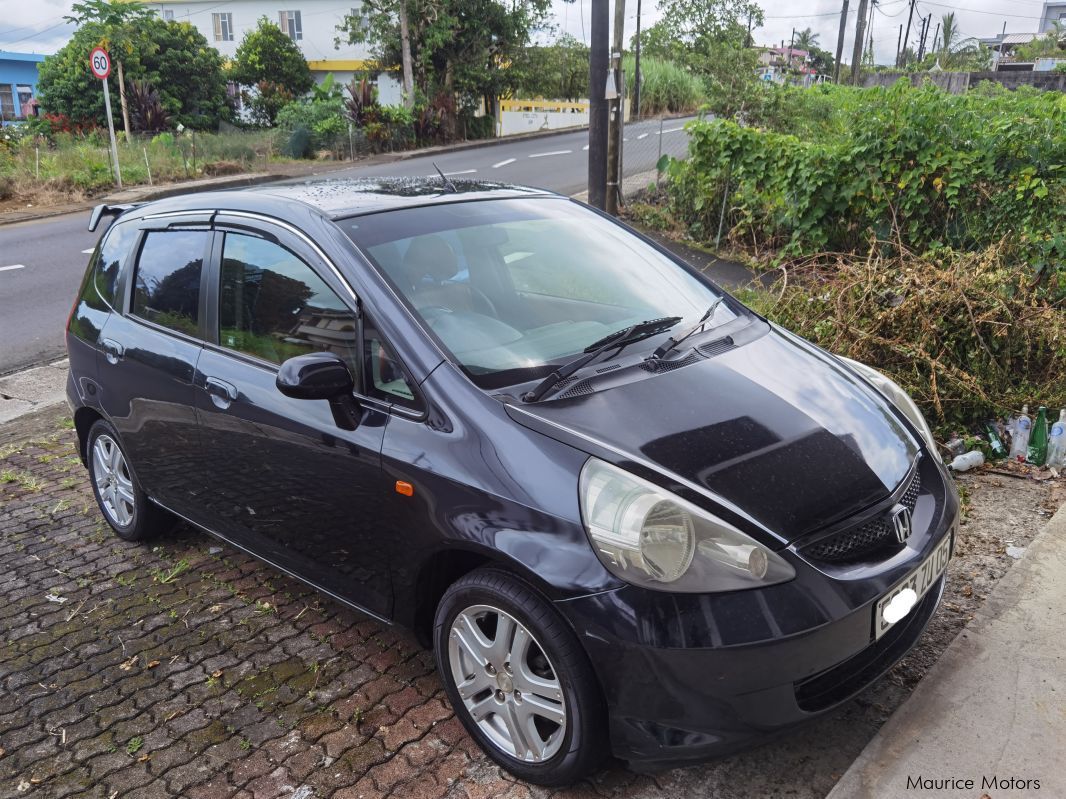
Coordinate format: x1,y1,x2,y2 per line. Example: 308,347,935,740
521,316,682,403
648,297,725,361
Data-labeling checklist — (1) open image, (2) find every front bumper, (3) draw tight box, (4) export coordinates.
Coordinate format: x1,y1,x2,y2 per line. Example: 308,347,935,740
558,458,959,770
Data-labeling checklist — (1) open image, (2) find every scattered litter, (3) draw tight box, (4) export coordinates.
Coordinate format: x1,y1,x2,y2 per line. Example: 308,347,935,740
119,656,138,671
16,780,30,792
290,787,315,799
208,546,223,555
45,593,68,604
1006,546,1026,560
146,660,161,669
949,451,984,472
945,434,966,458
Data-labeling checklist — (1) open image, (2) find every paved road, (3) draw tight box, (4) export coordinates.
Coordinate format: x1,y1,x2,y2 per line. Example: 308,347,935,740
0,116,694,376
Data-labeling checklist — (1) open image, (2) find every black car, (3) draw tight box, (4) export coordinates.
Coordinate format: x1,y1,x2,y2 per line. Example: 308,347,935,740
67,179,958,785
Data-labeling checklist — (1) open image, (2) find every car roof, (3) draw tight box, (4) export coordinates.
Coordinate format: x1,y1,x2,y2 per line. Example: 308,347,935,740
120,177,560,223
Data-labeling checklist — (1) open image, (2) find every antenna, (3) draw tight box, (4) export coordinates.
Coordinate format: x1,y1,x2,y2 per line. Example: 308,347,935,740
432,163,457,193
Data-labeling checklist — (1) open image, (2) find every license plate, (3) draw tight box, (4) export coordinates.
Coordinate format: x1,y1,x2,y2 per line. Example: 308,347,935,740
874,534,952,640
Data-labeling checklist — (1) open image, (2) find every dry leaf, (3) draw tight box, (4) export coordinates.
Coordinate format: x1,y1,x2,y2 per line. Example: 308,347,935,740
146,660,161,669
137,754,150,762
209,604,223,613
211,669,224,679
119,656,138,671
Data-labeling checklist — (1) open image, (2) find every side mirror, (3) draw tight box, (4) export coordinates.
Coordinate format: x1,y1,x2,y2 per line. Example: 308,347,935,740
277,352,362,431
277,352,354,400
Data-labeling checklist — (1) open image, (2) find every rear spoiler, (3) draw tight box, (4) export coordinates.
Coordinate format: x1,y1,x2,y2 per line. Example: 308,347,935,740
88,203,142,232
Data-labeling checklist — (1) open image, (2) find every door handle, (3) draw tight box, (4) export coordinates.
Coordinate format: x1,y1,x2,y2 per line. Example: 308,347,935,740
101,338,125,365
204,377,238,409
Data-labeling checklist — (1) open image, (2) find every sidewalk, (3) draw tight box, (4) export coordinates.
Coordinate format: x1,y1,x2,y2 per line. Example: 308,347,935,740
827,501,1066,799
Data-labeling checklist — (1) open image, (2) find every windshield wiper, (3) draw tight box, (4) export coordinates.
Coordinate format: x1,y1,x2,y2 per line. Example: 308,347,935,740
648,297,725,362
521,316,682,403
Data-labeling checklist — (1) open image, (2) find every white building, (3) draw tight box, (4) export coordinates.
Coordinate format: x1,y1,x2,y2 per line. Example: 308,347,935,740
142,0,403,103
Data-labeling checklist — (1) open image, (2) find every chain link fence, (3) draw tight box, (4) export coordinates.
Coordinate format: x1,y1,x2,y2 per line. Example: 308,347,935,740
618,112,695,203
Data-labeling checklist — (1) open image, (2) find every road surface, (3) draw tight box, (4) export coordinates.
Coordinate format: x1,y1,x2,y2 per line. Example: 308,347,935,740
0,117,694,375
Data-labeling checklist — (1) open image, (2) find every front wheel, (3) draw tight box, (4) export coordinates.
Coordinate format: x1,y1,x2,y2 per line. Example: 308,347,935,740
433,569,606,786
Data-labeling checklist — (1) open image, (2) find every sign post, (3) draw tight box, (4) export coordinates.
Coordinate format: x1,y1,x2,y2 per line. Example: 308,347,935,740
89,47,122,189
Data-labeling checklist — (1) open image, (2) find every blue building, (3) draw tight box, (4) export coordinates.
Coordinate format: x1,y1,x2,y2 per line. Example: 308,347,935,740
0,51,48,124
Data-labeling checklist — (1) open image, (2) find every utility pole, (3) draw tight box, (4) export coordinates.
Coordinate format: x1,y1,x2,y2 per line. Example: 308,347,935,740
631,0,642,119
917,15,929,61
833,0,850,83
900,0,917,67
850,0,870,84
931,21,941,56
606,0,626,216
587,0,609,210
895,24,903,67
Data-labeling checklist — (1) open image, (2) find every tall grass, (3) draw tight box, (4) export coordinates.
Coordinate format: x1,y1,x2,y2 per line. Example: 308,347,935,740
0,130,284,203
623,55,705,117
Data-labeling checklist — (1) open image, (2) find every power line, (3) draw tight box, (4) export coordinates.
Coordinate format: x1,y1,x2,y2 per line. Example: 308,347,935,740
0,20,72,50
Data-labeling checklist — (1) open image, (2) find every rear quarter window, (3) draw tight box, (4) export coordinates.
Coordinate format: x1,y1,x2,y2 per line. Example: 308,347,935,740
83,221,139,311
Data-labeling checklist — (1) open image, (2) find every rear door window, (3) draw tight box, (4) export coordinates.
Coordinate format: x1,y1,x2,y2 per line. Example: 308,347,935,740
131,230,209,336
92,221,139,309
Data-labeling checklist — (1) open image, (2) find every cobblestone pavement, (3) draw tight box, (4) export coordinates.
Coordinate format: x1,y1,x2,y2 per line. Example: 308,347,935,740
2,411,1056,799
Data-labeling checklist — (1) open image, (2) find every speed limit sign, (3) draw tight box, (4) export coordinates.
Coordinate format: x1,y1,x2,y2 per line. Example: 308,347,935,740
89,47,111,80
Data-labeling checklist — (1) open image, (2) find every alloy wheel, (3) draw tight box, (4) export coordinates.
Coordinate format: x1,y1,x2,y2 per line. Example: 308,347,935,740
448,604,567,762
92,434,136,527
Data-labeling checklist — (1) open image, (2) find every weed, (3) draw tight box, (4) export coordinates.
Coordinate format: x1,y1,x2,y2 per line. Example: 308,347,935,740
126,736,143,755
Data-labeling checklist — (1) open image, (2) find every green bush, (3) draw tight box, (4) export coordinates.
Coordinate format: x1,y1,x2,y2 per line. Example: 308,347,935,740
275,97,348,155
623,55,705,116
664,81,1066,280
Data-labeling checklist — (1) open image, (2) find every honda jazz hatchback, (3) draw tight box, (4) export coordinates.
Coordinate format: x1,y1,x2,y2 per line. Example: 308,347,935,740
67,179,958,785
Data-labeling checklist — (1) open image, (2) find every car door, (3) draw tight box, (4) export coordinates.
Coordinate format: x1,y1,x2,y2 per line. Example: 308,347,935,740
96,218,212,518
192,217,394,618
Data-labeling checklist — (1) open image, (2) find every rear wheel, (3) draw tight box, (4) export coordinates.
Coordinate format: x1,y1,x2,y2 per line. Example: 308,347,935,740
434,569,605,786
86,419,173,541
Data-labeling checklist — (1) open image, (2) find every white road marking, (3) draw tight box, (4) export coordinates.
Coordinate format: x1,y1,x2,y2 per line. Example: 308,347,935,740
663,127,683,133
492,158,516,168
0,264,27,272
81,248,95,254
528,150,572,158
582,144,589,151
637,133,649,140
443,169,477,176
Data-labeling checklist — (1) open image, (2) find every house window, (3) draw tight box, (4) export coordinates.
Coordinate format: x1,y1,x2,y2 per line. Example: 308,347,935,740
212,12,234,41
350,7,370,32
279,10,303,40
16,85,33,117
0,86,15,120
163,9,174,20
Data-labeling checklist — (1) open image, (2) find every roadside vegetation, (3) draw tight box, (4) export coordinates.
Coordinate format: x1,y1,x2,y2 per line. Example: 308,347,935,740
632,79,1065,430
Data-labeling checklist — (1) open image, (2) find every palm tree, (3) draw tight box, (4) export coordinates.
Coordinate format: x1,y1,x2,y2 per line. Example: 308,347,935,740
794,28,820,51
940,12,959,55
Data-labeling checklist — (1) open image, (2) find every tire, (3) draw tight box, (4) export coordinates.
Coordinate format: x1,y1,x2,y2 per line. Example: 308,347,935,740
434,568,606,786
86,419,173,541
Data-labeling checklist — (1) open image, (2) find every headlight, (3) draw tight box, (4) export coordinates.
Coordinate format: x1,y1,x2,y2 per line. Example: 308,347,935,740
579,458,795,592
840,357,938,456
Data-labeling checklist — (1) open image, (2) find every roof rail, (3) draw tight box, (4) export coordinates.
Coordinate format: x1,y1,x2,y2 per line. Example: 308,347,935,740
88,203,142,232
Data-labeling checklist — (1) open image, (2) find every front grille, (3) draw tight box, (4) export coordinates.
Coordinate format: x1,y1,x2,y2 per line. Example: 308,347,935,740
804,471,922,564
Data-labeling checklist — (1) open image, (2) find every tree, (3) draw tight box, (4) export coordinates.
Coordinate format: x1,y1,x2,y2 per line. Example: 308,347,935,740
794,27,820,51
232,17,315,125
654,0,763,52
64,0,154,141
509,35,590,100
939,12,959,55
338,0,553,139
37,17,230,131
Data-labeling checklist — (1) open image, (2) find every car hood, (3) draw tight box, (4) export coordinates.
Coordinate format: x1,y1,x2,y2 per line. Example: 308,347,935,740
506,326,919,544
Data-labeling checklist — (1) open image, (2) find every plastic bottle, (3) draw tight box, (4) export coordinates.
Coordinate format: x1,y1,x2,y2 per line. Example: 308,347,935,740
1027,406,1049,466
1047,409,1066,469
945,434,966,458
984,422,1007,459
1009,405,1031,461
948,451,985,472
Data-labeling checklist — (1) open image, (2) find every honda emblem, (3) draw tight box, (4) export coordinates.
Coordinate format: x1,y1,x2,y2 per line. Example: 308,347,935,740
892,505,912,544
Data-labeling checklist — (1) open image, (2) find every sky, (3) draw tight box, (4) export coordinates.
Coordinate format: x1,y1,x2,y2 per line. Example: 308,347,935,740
0,0,1055,66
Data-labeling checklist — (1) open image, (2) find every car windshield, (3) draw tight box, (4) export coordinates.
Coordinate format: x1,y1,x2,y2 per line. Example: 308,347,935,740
340,197,738,388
